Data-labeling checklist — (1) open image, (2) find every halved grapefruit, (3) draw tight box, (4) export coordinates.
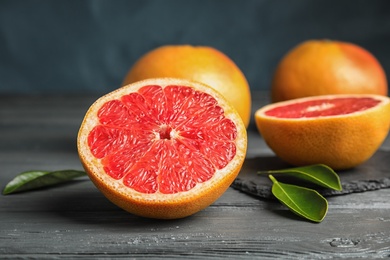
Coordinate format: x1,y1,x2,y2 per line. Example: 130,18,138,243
77,78,247,219
255,94,390,170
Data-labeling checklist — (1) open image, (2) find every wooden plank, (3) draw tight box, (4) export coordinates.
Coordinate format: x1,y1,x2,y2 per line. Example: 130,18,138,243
1,186,389,258
1,94,390,259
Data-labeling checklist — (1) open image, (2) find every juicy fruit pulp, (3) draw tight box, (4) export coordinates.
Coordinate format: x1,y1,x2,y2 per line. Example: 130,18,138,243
88,85,238,194
265,97,380,118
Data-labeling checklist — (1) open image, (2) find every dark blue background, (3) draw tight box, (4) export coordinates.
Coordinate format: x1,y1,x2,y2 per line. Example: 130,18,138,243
1,0,389,95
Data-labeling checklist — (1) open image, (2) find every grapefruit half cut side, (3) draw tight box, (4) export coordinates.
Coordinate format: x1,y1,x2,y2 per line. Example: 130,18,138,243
255,94,390,170
77,78,247,219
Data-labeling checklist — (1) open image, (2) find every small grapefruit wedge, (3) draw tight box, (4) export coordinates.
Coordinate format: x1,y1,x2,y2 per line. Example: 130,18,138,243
255,94,390,170
77,78,247,219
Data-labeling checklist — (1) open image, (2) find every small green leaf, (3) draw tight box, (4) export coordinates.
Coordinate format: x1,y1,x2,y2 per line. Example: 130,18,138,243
2,170,87,195
269,175,328,223
259,164,342,191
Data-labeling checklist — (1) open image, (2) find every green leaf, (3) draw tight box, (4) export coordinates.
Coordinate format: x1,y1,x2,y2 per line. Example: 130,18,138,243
269,175,328,223
2,170,87,195
259,164,342,191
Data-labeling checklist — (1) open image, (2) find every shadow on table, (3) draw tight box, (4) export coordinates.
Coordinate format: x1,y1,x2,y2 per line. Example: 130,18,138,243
37,180,203,229
30,150,390,228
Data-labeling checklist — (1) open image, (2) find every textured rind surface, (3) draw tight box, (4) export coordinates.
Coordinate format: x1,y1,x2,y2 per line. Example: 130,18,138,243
77,78,247,219
271,40,388,102
123,45,252,127
255,94,390,170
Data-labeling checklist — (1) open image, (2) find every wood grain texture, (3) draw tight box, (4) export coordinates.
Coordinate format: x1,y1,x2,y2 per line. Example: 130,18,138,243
1,93,390,259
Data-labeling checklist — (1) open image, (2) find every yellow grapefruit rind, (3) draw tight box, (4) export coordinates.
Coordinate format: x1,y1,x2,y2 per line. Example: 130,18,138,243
271,40,388,102
77,78,247,219
123,45,252,128
255,94,390,170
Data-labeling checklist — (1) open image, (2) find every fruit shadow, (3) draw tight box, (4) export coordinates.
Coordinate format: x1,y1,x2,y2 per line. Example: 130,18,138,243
34,152,390,228
39,180,200,229
40,156,290,228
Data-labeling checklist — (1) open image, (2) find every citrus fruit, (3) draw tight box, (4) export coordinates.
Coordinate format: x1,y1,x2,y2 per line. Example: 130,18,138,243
255,94,390,170
271,40,388,102
122,45,252,127
77,78,247,219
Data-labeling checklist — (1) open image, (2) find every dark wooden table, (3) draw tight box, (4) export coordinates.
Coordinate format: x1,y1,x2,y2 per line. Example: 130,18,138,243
1,92,390,259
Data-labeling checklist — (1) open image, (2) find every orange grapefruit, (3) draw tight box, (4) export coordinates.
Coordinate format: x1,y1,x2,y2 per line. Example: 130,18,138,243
122,45,252,127
77,78,247,219
255,94,390,170
271,40,388,102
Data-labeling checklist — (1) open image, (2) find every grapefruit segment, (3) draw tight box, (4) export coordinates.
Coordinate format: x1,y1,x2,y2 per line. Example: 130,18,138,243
77,78,247,219
255,94,390,170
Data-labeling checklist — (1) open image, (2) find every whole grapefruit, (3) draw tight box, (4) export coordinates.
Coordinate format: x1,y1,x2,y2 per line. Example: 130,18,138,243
123,45,252,127
78,78,247,219
271,40,388,102
255,94,390,170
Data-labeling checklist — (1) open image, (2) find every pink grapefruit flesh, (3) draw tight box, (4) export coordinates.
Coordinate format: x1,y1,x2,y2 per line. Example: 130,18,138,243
87,84,238,194
265,97,381,118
